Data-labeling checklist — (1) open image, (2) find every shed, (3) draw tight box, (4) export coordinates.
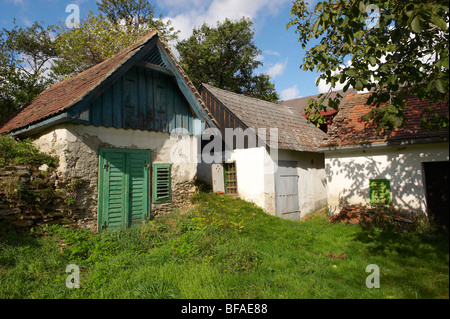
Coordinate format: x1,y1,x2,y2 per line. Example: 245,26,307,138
0,31,218,231
199,84,328,220
322,93,449,228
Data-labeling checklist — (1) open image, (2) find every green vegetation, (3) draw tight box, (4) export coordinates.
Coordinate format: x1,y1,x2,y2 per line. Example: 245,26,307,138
288,0,449,134
0,135,59,168
0,134,79,225
0,192,448,299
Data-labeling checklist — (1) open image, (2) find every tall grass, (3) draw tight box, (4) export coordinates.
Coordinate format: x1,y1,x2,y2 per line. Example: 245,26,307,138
0,192,448,299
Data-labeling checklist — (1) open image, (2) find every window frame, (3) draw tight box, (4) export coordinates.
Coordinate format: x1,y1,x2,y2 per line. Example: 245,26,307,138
152,163,172,203
369,179,391,205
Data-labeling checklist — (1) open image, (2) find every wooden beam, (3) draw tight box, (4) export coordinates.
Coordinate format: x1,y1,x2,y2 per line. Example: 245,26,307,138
136,61,174,77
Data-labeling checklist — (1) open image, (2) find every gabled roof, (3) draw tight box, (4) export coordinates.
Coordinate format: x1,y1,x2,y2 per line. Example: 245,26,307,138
201,84,326,152
323,92,449,148
0,31,218,135
279,88,357,116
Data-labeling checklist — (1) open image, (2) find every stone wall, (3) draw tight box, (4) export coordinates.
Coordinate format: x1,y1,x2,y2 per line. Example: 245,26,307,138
0,164,81,228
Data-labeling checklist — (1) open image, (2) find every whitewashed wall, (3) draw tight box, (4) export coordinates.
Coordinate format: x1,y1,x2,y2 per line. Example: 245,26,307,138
224,147,327,219
275,149,328,218
325,142,449,215
33,124,199,229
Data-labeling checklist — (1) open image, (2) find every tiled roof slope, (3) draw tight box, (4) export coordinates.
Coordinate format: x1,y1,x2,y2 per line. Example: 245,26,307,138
324,93,449,147
202,84,326,152
279,88,357,115
0,31,158,134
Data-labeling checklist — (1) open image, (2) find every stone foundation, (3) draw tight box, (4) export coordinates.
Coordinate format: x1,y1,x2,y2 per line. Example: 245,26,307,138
0,165,83,228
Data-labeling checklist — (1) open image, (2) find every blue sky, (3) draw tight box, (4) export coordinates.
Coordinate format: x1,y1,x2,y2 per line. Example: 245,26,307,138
1,0,326,100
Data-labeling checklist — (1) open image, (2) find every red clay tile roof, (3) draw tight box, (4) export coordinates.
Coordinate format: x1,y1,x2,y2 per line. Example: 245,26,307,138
324,93,449,147
0,31,159,134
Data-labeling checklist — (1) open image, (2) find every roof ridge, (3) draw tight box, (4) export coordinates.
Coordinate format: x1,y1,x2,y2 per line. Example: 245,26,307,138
201,83,327,152
48,31,157,91
201,83,297,114
0,31,158,134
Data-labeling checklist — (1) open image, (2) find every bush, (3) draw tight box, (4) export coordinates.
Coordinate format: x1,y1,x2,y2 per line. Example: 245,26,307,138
0,134,59,168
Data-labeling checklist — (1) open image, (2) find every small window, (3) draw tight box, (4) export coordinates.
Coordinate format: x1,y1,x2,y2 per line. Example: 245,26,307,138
224,162,237,195
370,179,391,205
153,164,171,203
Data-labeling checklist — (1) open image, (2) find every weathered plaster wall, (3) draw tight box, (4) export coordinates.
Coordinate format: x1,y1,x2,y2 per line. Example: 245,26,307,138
224,147,327,219
275,149,328,218
325,142,449,215
33,124,199,230
226,147,276,215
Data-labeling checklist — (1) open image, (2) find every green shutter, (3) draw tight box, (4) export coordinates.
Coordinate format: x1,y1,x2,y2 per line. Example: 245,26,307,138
153,164,171,203
99,151,127,230
370,179,391,205
98,148,151,231
128,151,150,226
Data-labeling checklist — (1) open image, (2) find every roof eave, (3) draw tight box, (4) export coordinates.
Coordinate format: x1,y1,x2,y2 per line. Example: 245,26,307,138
319,136,449,152
9,112,71,137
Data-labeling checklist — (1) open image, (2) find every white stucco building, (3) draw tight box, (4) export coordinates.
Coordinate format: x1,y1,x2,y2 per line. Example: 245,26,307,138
199,84,328,220
322,93,449,228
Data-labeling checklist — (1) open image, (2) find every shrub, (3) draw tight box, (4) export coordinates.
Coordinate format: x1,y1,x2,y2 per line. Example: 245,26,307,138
0,134,59,168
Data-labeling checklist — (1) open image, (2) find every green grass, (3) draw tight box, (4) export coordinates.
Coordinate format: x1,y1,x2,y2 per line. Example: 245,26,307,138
0,192,448,299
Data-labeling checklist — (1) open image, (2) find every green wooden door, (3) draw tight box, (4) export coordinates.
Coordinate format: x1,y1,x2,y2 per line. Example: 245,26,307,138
98,148,151,231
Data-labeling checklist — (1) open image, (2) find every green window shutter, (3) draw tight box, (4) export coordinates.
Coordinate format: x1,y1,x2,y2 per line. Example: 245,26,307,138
99,151,128,231
98,148,151,232
370,179,391,205
128,151,150,226
153,164,171,203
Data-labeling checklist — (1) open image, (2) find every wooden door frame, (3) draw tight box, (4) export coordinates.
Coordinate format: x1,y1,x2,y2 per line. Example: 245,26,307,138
97,147,151,231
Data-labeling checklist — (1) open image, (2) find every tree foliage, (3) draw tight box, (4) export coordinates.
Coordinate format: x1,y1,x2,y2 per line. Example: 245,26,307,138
0,22,56,123
176,18,279,102
0,0,179,123
288,0,449,134
51,0,179,79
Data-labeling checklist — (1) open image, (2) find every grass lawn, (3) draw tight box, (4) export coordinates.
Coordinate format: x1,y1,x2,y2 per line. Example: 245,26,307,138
0,192,448,299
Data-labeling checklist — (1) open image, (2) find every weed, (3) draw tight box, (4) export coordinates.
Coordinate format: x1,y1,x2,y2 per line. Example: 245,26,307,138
0,193,448,299
0,135,59,168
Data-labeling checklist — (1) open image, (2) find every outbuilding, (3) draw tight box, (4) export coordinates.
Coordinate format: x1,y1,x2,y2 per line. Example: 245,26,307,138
322,93,449,228
198,84,328,220
0,32,218,231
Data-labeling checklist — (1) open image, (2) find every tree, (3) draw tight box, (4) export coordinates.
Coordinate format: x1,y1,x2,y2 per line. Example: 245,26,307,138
176,18,279,102
0,22,56,123
288,0,449,134
0,0,179,123
51,0,179,79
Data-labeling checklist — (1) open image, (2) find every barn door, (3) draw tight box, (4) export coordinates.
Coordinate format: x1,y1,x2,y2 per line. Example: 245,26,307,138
423,161,449,230
98,148,151,231
275,160,300,220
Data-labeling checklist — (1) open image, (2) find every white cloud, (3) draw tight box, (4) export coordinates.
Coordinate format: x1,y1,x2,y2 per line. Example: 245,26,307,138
162,0,290,41
264,50,280,56
10,0,25,5
281,85,301,100
255,54,264,62
317,60,351,93
20,16,32,27
266,58,288,78
317,76,349,93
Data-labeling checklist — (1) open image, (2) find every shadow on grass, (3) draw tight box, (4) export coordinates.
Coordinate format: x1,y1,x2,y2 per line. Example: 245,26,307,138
0,220,44,269
355,229,449,268
353,228,449,264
